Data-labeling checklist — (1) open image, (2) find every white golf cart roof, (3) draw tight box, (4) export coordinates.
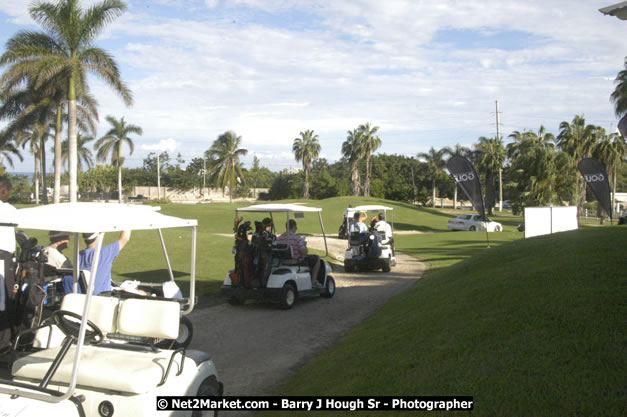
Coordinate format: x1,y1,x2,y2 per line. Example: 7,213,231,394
352,205,393,212
12,202,197,232
345,205,394,217
237,203,322,213
236,203,329,257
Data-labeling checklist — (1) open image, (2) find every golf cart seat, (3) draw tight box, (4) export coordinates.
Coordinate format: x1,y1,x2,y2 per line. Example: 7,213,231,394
348,232,364,246
272,243,294,261
12,295,186,394
374,230,389,244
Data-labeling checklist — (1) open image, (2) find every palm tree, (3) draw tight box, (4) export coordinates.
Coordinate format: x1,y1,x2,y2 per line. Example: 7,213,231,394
445,144,472,209
417,147,448,208
0,0,132,203
508,126,555,160
593,133,626,216
357,122,382,197
0,136,23,169
16,124,53,204
611,58,627,117
475,137,506,215
292,130,321,199
95,115,142,203
61,132,94,172
342,129,363,196
557,115,603,214
206,131,248,202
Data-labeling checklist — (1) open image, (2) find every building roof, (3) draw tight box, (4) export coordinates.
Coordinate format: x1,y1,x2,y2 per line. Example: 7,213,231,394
599,1,627,20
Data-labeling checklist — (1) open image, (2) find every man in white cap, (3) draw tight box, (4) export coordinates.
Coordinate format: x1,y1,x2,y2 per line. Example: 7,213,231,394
42,231,73,270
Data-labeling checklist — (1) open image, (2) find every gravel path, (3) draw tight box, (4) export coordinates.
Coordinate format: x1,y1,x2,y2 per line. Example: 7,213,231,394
189,236,425,415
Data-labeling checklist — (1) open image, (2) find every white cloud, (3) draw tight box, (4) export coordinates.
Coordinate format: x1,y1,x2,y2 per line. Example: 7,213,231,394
1,0,624,173
141,138,178,152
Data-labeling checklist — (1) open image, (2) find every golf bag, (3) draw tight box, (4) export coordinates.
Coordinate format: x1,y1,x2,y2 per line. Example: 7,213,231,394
365,233,383,259
231,218,253,288
12,233,48,346
251,221,275,288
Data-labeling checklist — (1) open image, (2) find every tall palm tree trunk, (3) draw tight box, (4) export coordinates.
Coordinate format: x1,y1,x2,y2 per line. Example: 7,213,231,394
34,152,40,205
303,163,310,199
68,78,78,203
431,178,436,208
351,160,360,196
454,186,458,209
40,135,48,204
54,104,62,204
364,155,371,197
117,141,123,203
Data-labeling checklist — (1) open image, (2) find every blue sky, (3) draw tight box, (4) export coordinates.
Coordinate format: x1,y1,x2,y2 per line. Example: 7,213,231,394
0,0,625,173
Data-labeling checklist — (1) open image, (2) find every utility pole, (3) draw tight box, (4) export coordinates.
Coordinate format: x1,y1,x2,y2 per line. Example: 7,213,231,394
157,151,161,200
202,157,206,196
495,100,503,212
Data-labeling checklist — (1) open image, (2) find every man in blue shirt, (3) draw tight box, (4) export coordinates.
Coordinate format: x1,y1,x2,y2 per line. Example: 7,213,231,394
63,230,131,295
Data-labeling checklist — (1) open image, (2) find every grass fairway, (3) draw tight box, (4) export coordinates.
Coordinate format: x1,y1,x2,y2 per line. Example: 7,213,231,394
268,227,626,417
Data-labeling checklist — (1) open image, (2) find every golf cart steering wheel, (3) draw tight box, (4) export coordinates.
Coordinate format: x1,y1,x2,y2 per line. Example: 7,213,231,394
52,310,104,345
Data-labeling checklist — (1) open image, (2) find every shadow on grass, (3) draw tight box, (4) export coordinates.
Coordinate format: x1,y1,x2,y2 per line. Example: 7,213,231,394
119,269,188,281
394,222,440,232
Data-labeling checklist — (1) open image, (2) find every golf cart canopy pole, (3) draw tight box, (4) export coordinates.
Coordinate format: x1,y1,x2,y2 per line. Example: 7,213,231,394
182,225,197,315
158,228,175,282
62,232,105,402
318,211,329,257
72,232,79,293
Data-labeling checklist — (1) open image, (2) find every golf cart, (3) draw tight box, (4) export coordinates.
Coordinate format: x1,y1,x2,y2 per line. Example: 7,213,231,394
0,203,222,417
221,203,335,309
343,205,397,273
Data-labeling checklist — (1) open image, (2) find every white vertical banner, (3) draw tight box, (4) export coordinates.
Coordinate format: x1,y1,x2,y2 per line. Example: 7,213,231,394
524,206,578,238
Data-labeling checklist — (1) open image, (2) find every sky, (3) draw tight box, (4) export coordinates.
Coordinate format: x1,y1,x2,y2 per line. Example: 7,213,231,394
0,0,625,173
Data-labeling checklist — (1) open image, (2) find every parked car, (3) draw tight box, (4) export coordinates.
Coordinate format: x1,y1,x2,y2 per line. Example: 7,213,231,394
447,213,503,232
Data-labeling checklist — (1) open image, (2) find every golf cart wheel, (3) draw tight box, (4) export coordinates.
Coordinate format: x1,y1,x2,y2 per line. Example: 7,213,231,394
280,282,297,310
343,262,353,272
382,258,391,273
469,226,476,231
228,296,245,306
321,276,335,298
174,315,193,348
155,315,193,349
192,377,221,417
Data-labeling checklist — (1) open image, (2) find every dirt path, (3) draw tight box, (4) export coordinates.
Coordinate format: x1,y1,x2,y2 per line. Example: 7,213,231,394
189,236,425,415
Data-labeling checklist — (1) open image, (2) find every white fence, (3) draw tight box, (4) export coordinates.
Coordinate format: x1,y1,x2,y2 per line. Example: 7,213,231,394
131,186,269,202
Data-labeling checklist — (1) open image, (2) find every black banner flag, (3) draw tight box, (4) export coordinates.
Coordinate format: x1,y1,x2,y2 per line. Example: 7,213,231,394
447,155,486,220
618,114,626,138
578,157,612,220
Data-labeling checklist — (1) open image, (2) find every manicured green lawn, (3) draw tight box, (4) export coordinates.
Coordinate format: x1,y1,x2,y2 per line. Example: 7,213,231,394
266,226,626,416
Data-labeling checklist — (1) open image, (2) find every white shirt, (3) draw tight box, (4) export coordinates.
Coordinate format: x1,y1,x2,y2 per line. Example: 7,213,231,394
374,221,393,243
0,200,16,253
348,220,368,234
42,246,73,269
